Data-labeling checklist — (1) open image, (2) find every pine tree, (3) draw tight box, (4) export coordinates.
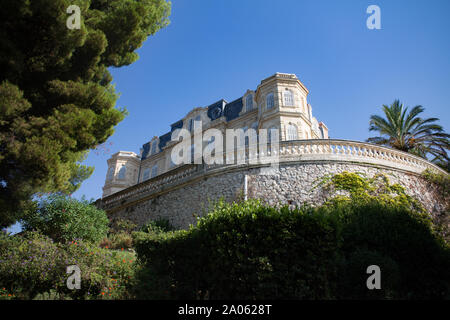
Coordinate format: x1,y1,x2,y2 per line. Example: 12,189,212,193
0,0,171,227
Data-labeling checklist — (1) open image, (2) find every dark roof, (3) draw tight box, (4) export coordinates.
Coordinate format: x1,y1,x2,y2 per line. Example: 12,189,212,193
141,97,243,161
224,97,243,122
158,132,172,151
141,142,151,160
207,99,227,120
170,120,183,132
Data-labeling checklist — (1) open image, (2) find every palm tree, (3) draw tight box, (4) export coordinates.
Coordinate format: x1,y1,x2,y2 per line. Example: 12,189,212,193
367,100,449,168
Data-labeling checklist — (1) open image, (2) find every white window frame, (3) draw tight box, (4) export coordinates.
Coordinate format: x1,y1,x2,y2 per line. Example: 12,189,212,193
284,90,294,107
286,124,298,140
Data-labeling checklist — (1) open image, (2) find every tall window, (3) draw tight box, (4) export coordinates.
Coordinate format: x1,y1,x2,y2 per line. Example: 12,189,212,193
106,167,114,181
118,166,126,179
268,126,278,143
243,126,249,147
266,93,274,109
151,165,158,178
284,90,294,106
246,94,253,111
143,168,150,181
287,124,298,140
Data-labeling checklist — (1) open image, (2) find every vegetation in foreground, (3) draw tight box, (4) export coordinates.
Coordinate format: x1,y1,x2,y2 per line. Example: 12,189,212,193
1,172,448,300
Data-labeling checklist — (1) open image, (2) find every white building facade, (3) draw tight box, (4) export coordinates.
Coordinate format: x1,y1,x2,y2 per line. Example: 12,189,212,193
102,73,329,198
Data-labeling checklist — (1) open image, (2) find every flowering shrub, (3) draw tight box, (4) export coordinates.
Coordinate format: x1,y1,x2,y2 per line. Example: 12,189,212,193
0,231,136,300
21,194,109,243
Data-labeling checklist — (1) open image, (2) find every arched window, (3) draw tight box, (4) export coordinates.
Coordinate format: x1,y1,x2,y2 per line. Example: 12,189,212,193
106,167,114,181
118,166,126,179
143,168,150,181
286,124,298,140
151,165,158,178
246,94,253,111
266,93,274,109
284,90,294,106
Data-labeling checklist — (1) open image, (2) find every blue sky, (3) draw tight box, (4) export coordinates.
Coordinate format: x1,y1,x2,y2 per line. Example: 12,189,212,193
8,0,450,232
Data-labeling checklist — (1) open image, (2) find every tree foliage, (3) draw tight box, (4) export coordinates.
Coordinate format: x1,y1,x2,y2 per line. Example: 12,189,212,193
367,100,449,170
0,0,171,227
22,194,109,244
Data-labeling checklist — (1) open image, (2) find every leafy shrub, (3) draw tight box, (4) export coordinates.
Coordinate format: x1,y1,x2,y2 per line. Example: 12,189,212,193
22,194,109,243
0,231,136,300
140,217,175,234
133,196,450,300
133,200,340,299
101,232,133,250
333,199,450,299
110,218,137,234
422,169,450,199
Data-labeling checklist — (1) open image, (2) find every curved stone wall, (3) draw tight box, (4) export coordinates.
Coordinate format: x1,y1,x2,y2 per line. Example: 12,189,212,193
97,140,447,229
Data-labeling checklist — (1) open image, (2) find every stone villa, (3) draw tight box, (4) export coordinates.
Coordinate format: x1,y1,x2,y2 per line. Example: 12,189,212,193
98,73,446,229
102,72,329,198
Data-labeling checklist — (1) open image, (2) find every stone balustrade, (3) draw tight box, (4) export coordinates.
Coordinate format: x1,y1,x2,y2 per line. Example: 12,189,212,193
100,139,446,209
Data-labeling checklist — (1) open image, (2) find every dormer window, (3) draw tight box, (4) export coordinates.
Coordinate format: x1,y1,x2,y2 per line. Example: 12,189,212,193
284,89,294,106
246,94,253,111
266,93,274,109
151,140,158,155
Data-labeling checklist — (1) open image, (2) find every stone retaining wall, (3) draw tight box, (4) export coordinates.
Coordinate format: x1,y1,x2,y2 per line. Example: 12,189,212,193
102,161,447,230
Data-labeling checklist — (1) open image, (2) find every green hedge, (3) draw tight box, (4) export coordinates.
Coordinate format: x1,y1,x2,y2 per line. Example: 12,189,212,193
133,199,450,300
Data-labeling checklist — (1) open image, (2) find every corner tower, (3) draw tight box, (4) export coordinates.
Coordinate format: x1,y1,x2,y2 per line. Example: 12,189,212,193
102,151,140,198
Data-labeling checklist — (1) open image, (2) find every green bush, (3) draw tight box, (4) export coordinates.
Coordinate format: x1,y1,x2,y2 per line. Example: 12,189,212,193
22,194,109,244
133,197,450,300
334,199,450,299
0,231,136,300
140,217,175,234
133,200,340,299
